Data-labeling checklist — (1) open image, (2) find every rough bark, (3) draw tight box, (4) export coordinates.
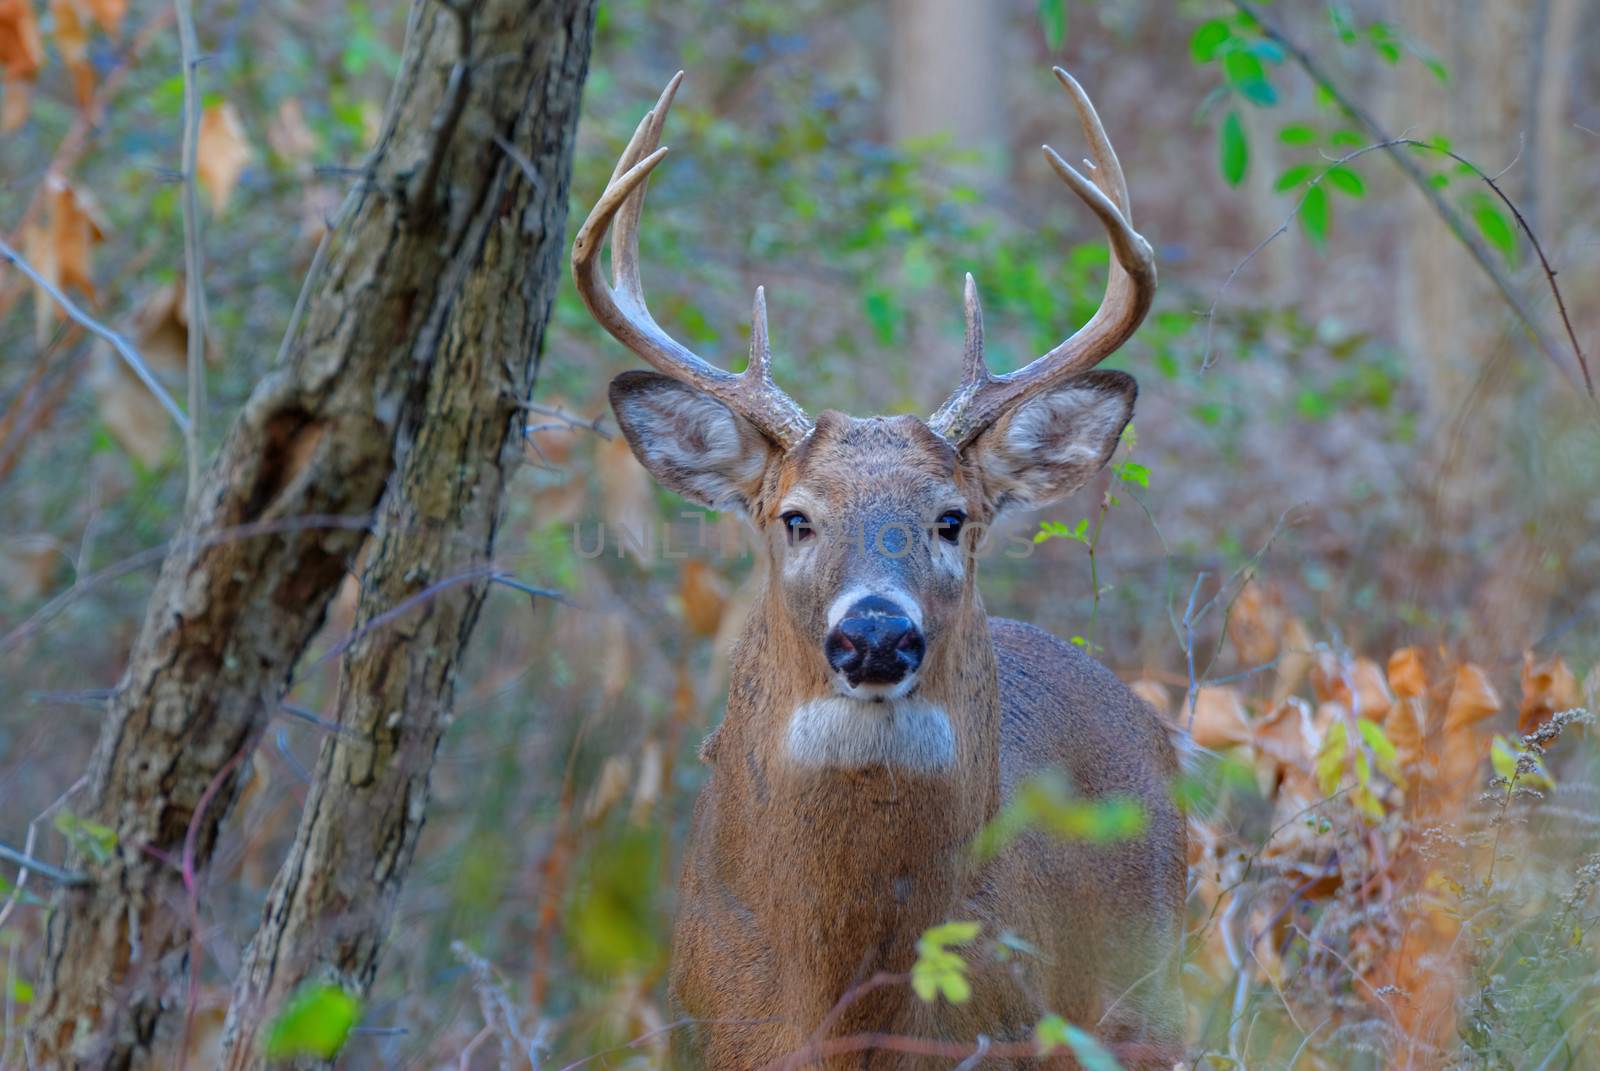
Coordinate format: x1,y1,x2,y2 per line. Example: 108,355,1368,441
217,2,596,1066
25,0,596,1066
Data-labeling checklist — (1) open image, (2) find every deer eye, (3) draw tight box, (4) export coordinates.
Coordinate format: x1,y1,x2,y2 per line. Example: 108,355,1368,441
936,510,966,544
780,510,814,544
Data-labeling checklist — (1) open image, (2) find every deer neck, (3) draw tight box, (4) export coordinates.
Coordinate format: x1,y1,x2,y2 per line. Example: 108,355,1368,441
703,579,1001,1024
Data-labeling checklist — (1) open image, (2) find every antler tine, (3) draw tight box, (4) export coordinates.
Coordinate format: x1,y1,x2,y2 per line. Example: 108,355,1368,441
572,74,812,449
749,286,771,380
927,70,1156,448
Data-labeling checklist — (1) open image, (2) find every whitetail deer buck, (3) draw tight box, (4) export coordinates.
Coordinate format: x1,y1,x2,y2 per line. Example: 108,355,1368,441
572,69,1184,1069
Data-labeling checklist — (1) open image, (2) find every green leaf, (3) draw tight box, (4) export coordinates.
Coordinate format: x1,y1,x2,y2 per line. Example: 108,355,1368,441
1114,460,1149,488
1223,51,1277,106
1469,197,1517,266
1035,1015,1124,1070
1325,166,1365,198
10,978,34,1005
1300,183,1329,246
1277,123,1317,145
1490,734,1554,789
1037,0,1066,51
263,984,361,1061
1190,19,1230,63
1328,129,1364,147
1219,111,1248,187
1273,164,1316,191
863,289,898,345
1315,720,1348,796
53,813,117,863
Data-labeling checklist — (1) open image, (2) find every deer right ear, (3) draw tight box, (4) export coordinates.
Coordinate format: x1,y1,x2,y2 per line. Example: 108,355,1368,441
608,370,776,513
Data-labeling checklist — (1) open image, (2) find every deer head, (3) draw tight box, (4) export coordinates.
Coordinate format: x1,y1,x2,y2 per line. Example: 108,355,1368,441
572,68,1155,763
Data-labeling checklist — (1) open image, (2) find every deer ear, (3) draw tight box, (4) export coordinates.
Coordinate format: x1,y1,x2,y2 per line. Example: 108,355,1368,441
963,370,1135,515
608,370,776,513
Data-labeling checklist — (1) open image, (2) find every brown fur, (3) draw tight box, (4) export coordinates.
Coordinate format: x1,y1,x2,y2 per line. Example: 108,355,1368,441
609,380,1184,1069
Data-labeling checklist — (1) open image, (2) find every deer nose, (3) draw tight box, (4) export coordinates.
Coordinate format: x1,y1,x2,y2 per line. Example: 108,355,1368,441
825,596,925,688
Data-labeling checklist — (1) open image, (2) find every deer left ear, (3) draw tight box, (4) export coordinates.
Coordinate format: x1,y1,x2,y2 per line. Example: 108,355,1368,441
963,370,1136,515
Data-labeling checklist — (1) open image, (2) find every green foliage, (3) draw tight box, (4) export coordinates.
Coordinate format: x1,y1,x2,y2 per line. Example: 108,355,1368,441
911,921,981,1004
971,769,1147,863
53,812,117,863
1464,192,1518,267
1219,110,1248,187
1037,0,1066,51
1035,518,1090,546
1035,1014,1124,1069
566,825,663,977
263,983,361,1062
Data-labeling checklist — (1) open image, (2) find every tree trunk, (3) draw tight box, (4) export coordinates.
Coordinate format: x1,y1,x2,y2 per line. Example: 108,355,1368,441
217,2,596,1066
25,0,597,1066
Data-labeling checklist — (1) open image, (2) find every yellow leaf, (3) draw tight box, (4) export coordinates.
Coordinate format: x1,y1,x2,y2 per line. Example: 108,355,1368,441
197,102,253,213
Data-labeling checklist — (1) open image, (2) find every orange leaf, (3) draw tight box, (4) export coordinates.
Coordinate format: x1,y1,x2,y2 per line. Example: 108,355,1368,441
1350,657,1394,720
1183,686,1251,750
1518,651,1581,736
197,102,253,212
679,559,728,639
1443,663,1502,734
0,0,44,82
1383,697,1426,771
24,175,105,340
0,533,61,601
1226,579,1283,667
84,0,120,35
1387,646,1428,699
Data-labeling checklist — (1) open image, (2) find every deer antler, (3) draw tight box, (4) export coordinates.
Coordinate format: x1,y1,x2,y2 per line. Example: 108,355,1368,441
927,68,1156,448
572,72,813,450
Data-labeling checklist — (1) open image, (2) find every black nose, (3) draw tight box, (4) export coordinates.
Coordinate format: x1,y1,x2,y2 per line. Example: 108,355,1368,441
824,596,925,687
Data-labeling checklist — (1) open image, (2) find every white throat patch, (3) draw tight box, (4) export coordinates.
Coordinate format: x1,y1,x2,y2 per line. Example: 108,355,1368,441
785,697,956,771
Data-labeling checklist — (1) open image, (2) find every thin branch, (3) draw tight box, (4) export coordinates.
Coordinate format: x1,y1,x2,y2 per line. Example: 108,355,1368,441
0,841,88,887
1226,0,1592,397
518,399,612,440
0,237,189,433
175,0,208,501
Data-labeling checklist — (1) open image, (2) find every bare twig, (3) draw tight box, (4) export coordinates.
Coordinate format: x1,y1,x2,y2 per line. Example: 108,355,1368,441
0,841,87,888
0,513,374,655
1225,0,1592,397
0,237,189,433
519,399,613,440
175,0,208,501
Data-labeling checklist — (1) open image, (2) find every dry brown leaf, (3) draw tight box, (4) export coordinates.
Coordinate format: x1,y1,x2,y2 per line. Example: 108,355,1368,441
1388,645,1429,699
1518,651,1581,736
0,0,44,81
583,754,631,823
1383,697,1427,772
48,0,91,105
1254,696,1317,778
128,277,217,372
0,533,60,600
266,96,317,164
2,76,30,130
598,433,655,564
1443,663,1502,734
599,612,631,704
83,0,120,34
1226,579,1283,667
1183,685,1251,750
1350,657,1394,720
26,175,106,340
197,101,253,213
629,740,663,823
90,341,171,465
1270,617,1313,706
679,558,728,638
1128,678,1171,718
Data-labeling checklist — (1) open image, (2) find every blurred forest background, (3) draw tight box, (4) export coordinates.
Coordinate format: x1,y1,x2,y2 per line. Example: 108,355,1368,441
2,0,1599,1067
